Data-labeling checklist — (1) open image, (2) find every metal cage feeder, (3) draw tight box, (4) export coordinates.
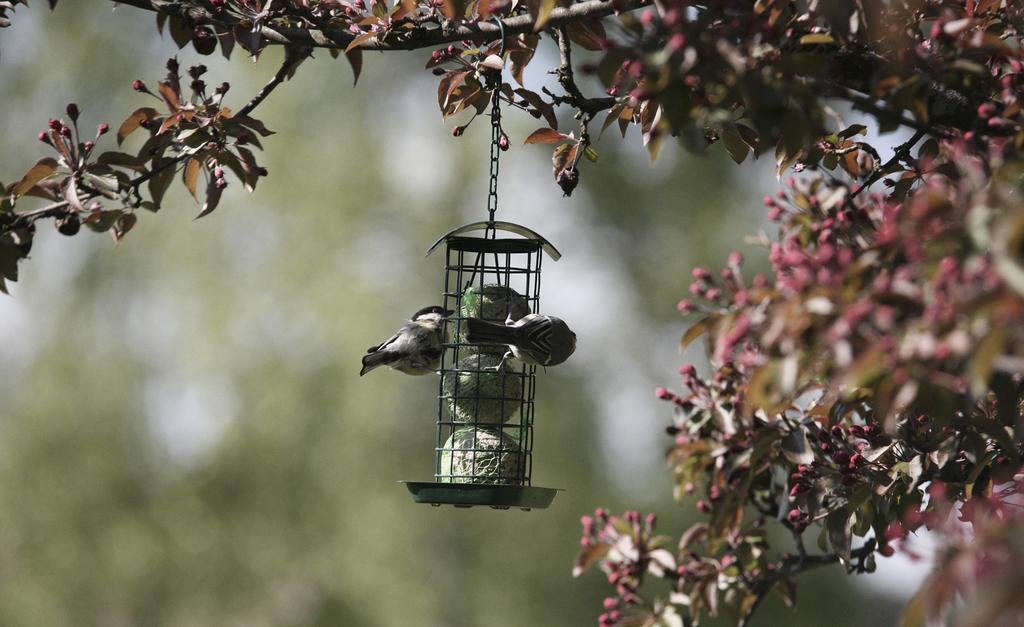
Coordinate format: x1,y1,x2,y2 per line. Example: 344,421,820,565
403,220,562,510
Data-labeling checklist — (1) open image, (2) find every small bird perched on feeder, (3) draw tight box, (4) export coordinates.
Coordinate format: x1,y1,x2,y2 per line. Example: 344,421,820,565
465,314,577,367
360,306,453,376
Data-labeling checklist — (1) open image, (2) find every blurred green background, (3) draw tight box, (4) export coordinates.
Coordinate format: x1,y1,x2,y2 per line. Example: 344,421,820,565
0,3,914,626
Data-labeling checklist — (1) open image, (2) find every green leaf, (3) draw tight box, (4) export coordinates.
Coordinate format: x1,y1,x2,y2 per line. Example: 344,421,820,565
721,124,749,164
583,145,599,162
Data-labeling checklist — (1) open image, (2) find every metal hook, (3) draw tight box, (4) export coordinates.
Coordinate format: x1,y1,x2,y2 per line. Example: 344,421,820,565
491,15,507,57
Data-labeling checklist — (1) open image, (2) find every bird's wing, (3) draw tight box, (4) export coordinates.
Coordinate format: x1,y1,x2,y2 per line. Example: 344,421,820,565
518,316,554,356
367,330,403,354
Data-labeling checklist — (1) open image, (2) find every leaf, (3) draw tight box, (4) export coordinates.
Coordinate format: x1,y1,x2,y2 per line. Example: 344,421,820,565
117,107,158,146
182,158,201,201
681,318,708,348
195,179,223,219
515,88,558,129
0,241,22,281
566,18,606,51
721,124,749,164
508,34,538,87
800,33,836,45
571,542,609,577
438,70,470,112
780,428,814,465
345,48,363,85
773,577,796,608
480,54,504,70
147,158,176,208
838,124,868,139
234,114,275,137
13,157,58,197
826,508,852,567
158,81,180,110
345,30,378,53
113,213,137,241
968,328,1008,396
583,145,598,162
523,128,570,144
63,179,84,212
96,151,146,172
532,0,555,30
439,0,465,19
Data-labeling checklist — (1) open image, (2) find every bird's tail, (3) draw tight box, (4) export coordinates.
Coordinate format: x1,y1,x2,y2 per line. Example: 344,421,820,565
465,317,516,345
360,350,396,376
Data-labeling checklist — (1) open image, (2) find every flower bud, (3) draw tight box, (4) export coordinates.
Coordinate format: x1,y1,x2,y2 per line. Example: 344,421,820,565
452,125,465,137
98,123,110,135
38,132,51,144
66,103,79,121
498,134,509,151
132,79,147,92
215,177,228,189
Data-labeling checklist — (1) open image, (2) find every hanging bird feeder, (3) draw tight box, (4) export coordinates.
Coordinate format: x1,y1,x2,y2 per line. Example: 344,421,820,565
402,39,563,509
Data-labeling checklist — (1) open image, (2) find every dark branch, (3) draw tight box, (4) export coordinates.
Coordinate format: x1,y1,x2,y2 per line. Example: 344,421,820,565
849,129,926,200
551,26,615,116
237,46,312,118
112,0,650,51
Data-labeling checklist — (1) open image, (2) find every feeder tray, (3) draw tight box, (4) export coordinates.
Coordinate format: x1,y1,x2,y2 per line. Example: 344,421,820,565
403,221,562,509
403,482,560,510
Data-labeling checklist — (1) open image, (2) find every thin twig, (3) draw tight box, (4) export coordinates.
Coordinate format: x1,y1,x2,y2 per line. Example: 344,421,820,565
237,46,311,118
551,26,614,116
848,129,925,200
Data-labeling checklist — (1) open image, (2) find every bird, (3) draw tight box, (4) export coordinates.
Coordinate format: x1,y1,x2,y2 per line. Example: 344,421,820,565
465,313,577,367
360,305,452,376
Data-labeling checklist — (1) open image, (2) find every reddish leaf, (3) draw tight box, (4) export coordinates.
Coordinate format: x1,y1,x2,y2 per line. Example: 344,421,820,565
438,70,471,112
196,178,223,220
13,158,58,197
345,49,363,86
113,213,137,241
147,158,176,208
439,0,465,19
183,158,201,201
508,34,538,87
117,108,158,146
345,30,378,53
97,151,147,173
158,81,180,110
515,88,558,129
523,128,570,144
566,18,606,51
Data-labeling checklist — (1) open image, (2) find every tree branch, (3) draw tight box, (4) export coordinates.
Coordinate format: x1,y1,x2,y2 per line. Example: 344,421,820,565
551,26,615,115
849,129,926,200
236,46,311,118
112,0,650,51
737,543,876,627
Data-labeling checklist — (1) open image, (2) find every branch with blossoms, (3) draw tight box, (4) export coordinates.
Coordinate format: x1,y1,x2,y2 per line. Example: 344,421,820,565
0,54,289,292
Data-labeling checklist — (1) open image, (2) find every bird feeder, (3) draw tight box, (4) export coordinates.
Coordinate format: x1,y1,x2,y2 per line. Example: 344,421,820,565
402,220,561,510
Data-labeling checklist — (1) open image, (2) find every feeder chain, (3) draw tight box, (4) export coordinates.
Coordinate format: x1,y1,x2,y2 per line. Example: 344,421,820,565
485,16,506,232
